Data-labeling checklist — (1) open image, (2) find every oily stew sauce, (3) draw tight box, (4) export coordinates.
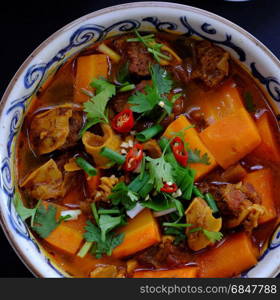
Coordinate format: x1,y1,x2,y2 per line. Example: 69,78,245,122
16,32,280,278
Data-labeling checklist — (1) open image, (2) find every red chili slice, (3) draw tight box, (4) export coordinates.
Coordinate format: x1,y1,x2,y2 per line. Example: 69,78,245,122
123,143,143,172
170,137,188,167
161,182,178,193
112,108,134,133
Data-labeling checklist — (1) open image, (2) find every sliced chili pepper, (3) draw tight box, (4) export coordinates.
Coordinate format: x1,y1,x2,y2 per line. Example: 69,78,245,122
124,143,143,172
161,182,178,193
112,108,134,133
170,137,188,167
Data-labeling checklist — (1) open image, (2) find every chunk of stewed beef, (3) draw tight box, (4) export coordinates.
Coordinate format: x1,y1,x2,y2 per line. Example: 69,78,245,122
191,40,229,87
127,42,154,76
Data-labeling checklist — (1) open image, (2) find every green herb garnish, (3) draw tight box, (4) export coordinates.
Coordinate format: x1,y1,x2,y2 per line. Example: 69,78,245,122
75,157,97,176
108,182,139,210
100,147,126,165
146,155,173,191
99,214,125,242
189,227,223,243
80,78,116,135
32,204,69,238
204,192,219,214
135,124,163,142
128,64,173,115
83,220,124,258
127,31,171,63
13,193,40,226
187,148,211,165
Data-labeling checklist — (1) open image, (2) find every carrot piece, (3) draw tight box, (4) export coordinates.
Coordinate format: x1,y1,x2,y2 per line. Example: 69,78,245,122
197,232,258,278
112,209,161,258
188,80,244,125
62,186,83,206
252,112,280,162
42,201,86,255
243,169,277,224
200,107,261,169
133,266,198,278
86,172,100,196
45,222,85,255
163,115,217,180
221,163,247,183
74,54,108,103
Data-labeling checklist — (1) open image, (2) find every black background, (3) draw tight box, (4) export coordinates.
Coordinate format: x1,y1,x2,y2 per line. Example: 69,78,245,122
0,0,279,277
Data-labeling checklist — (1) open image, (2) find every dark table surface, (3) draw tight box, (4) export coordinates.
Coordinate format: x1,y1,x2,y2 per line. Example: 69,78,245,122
0,0,279,277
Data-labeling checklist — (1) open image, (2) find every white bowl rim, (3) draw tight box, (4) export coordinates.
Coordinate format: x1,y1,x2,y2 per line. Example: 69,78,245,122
0,1,280,278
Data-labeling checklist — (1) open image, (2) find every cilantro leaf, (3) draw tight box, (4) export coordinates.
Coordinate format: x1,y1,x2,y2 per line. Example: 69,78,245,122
32,204,61,238
188,148,210,165
150,64,172,95
109,232,125,251
128,89,155,113
84,220,124,258
146,155,173,191
82,78,116,133
99,215,125,242
142,193,184,217
13,193,39,226
108,182,139,210
142,193,173,211
84,220,101,243
128,64,173,115
244,91,256,113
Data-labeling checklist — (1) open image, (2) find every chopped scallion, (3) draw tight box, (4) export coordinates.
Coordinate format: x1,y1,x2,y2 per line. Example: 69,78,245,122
100,147,126,165
204,193,219,214
163,222,192,228
135,124,163,142
91,203,99,226
128,172,150,193
138,182,154,198
98,208,121,215
77,241,93,258
119,84,135,92
75,157,97,176
192,185,204,198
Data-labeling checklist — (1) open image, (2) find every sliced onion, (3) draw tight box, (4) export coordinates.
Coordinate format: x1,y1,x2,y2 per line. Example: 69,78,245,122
61,209,81,220
126,203,144,219
153,207,177,217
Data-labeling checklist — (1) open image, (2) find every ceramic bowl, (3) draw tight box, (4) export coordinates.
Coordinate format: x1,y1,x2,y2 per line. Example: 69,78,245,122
0,2,279,278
